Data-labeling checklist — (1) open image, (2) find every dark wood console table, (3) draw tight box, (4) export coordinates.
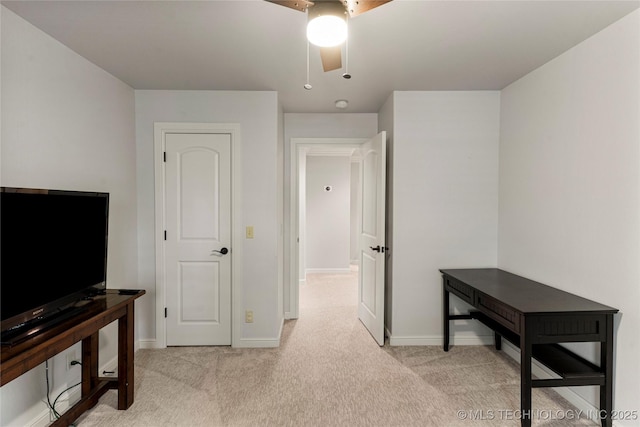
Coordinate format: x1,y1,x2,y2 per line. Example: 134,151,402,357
1,289,145,426
441,268,618,427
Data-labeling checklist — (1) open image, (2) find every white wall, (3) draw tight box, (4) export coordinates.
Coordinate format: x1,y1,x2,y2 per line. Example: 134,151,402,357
135,90,281,345
305,155,351,272
499,10,640,421
1,7,137,426
388,91,500,344
350,161,360,263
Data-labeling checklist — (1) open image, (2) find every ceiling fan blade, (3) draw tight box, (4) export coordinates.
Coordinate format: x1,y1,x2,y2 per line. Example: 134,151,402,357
264,0,314,13
344,0,393,17
319,46,342,72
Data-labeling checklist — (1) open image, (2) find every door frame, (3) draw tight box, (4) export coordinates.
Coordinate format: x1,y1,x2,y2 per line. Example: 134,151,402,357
287,137,367,319
154,122,243,348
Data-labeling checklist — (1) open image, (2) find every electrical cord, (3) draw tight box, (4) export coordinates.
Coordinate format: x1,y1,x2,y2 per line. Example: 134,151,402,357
44,359,82,423
44,360,60,419
51,380,82,415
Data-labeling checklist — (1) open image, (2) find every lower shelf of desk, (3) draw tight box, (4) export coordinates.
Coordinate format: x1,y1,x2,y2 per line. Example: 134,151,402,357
470,311,605,387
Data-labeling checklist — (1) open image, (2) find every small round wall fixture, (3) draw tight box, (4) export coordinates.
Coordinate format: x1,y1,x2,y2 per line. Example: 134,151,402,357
335,99,348,109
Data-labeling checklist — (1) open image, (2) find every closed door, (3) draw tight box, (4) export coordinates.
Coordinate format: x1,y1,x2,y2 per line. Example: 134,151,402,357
164,133,231,345
358,131,386,346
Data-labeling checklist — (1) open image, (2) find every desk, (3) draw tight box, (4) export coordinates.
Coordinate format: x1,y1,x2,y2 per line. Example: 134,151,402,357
441,269,617,427
1,289,145,426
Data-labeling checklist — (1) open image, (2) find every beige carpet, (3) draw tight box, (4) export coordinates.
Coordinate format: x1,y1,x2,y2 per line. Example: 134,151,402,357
76,269,596,426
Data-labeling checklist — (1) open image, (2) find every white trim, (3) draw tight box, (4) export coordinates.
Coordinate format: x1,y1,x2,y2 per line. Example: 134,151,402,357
235,338,281,348
288,138,368,320
154,122,242,348
235,318,284,348
388,334,494,346
138,338,160,349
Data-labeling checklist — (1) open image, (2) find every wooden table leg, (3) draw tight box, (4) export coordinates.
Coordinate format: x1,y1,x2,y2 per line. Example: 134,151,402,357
520,320,532,427
599,314,614,427
118,302,135,409
82,332,99,398
443,282,450,352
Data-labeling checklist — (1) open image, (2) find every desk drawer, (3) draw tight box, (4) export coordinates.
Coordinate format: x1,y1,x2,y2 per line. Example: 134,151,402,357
444,276,474,305
476,293,521,334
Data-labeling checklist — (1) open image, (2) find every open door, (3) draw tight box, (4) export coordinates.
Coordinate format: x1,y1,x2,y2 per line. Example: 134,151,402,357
358,131,386,346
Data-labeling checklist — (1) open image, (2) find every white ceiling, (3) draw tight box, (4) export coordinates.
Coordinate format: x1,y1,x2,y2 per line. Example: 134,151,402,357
3,0,639,113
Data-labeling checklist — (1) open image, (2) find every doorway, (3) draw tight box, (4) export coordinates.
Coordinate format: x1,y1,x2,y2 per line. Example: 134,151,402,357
288,139,366,321
288,134,387,345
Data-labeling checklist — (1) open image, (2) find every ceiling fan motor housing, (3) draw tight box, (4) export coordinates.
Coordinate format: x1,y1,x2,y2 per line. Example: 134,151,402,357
307,1,347,20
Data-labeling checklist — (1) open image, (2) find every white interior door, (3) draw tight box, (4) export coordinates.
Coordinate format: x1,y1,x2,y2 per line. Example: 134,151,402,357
165,133,231,346
358,131,386,346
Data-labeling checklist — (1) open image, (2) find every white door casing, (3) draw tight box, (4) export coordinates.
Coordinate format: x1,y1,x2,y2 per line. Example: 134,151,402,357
358,132,386,346
154,123,242,348
165,133,231,345
288,138,367,319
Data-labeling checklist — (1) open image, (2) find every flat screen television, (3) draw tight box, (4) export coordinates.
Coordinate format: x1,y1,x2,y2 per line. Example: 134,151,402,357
0,187,109,341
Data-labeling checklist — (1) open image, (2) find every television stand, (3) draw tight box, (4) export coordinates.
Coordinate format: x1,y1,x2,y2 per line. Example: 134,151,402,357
0,289,145,426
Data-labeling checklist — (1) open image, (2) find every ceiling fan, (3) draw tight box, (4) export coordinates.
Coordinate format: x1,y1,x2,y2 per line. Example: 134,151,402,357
265,1,393,73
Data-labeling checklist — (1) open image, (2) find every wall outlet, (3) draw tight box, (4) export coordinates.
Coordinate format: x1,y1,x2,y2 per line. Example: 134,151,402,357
66,350,77,371
245,310,254,323
246,226,254,239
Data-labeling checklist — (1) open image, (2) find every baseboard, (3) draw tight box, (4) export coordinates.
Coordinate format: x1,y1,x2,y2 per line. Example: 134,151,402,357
500,341,603,425
234,318,284,349
138,338,160,349
235,337,281,348
388,334,493,346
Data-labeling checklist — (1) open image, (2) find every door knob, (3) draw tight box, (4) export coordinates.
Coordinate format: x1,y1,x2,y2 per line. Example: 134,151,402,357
211,247,229,255
370,245,382,253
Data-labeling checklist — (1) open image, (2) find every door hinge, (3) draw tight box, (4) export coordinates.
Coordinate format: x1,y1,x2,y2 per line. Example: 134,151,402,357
164,307,167,318
164,230,167,240
163,151,167,162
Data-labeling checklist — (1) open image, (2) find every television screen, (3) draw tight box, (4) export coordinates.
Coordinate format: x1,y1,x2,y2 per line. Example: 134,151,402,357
0,188,109,335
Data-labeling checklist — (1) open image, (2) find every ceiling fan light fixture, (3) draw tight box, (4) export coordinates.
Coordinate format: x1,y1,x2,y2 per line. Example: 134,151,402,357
307,15,347,47
306,2,347,47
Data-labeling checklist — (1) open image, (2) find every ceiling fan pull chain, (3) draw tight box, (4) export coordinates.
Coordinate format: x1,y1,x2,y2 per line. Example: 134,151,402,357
304,39,312,90
343,12,351,79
